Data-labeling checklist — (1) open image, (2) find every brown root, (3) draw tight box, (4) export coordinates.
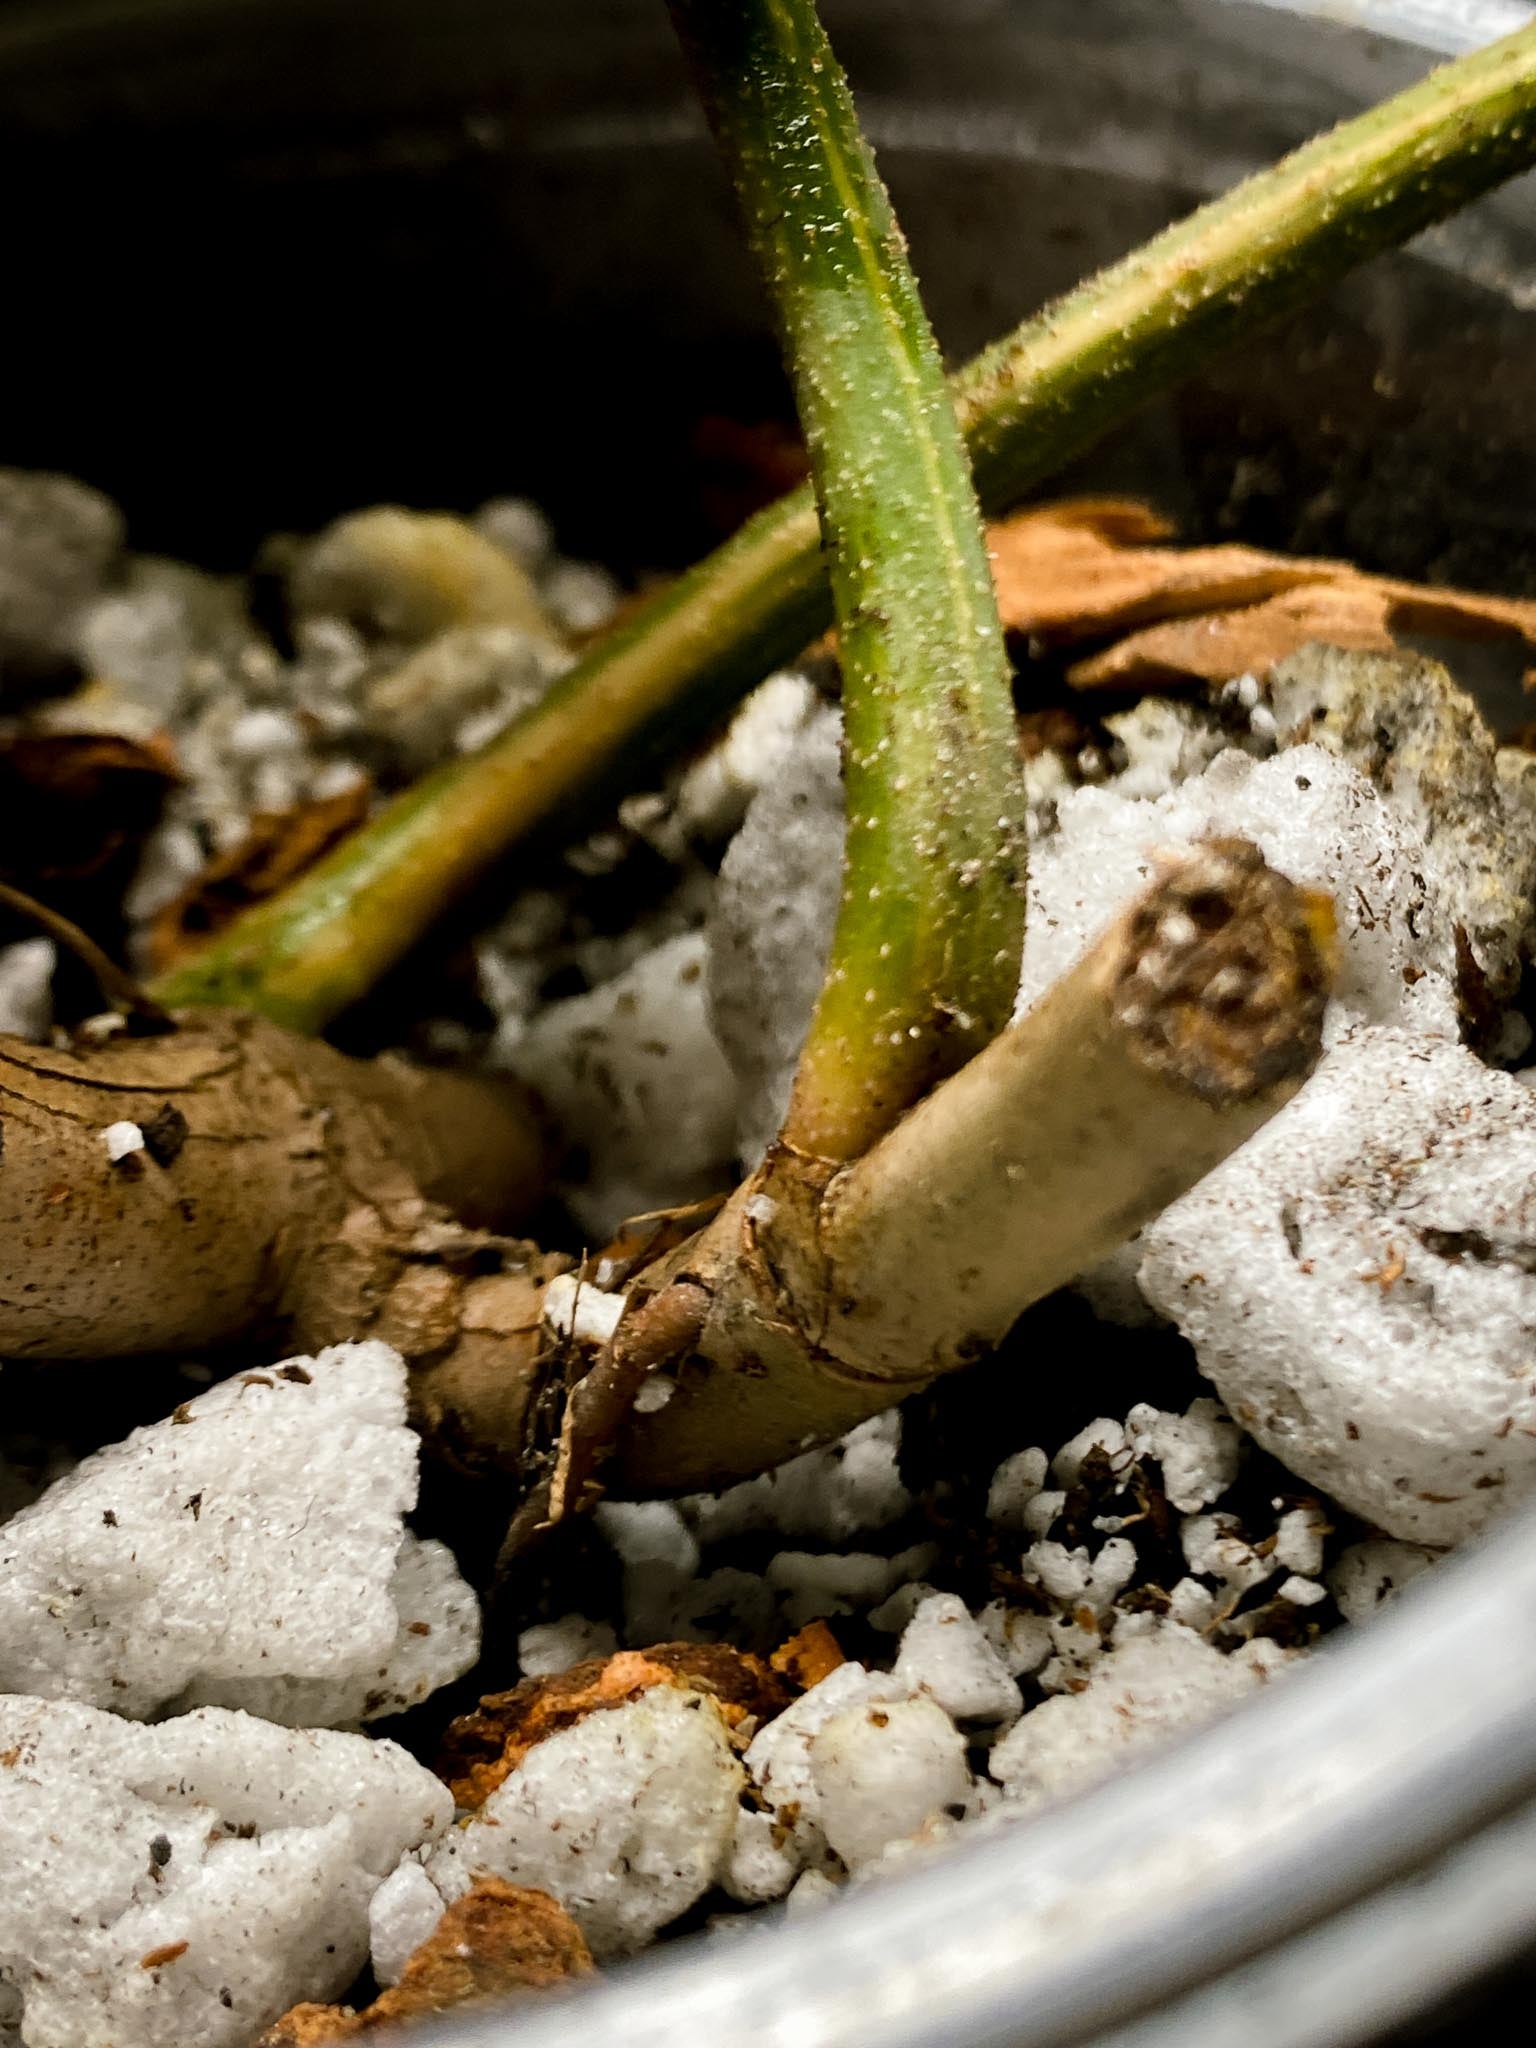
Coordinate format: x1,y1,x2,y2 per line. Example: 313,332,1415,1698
0,876,173,1031
0,1011,555,1467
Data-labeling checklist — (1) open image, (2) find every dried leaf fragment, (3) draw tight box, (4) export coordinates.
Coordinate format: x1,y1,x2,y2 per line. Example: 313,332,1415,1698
0,729,176,946
987,502,1331,642
593,1195,730,1292
145,782,370,971
1066,578,1536,690
1064,580,1378,688
979,498,1536,691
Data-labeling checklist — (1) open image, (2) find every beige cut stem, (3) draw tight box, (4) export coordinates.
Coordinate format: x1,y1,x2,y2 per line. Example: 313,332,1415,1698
613,839,1334,1494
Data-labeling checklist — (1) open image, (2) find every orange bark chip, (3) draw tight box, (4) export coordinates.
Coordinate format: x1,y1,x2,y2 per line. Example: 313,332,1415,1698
258,1882,593,2044
770,1620,846,1690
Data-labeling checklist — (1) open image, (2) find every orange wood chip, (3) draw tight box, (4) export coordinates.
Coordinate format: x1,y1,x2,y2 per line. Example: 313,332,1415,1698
257,1882,593,2044
770,1620,846,1690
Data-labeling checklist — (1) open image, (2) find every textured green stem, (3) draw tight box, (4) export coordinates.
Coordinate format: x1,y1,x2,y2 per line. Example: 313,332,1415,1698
151,21,1536,1036
671,0,1024,1159
150,505,826,1032
952,23,1536,513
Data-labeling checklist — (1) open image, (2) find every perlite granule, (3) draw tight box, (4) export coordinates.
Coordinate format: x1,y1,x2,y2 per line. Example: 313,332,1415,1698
424,1687,743,1958
1140,1028,1536,1544
0,1698,449,2048
0,1341,478,1724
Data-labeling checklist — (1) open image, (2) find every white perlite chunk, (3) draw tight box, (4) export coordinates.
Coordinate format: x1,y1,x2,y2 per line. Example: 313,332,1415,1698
1273,1504,1329,1578
1139,1028,1536,1545
517,1613,619,1679
810,1696,972,1872
1125,1399,1244,1513
1276,1574,1327,1607
894,1594,1021,1726
867,1580,941,1634
542,1272,627,1346
672,670,824,846
0,1696,450,2048
707,705,844,1164
540,559,621,638
368,1858,449,1988
473,495,555,574
101,1119,146,1162
1268,646,1536,1015
1023,1537,1137,1617
743,1662,905,1864
0,1340,479,1723
721,1806,802,1906
785,1870,841,1917
1074,1238,1165,1329
594,1500,702,1645
986,1447,1050,1532
359,623,567,774
508,929,739,1237
977,1600,1055,1679
75,557,263,728
1328,1539,1439,1625
1101,697,1233,802
703,705,1468,1182
766,1545,938,1631
1016,742,1457,1044
681,1412,910,1547
988,1618,1286,1812
0,938,53,1041
189,1534,480,1728
1052,1417,1129,1486
0,468,124,683
1181,1515,1277,1599
426,1687,742,1958
645,1564,778,1647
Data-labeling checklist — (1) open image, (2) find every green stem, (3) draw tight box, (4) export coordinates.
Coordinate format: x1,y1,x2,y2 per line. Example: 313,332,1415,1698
671,0,1024,1160
953,24,1536,512
150,21,1536,1037
150,504,826,1033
